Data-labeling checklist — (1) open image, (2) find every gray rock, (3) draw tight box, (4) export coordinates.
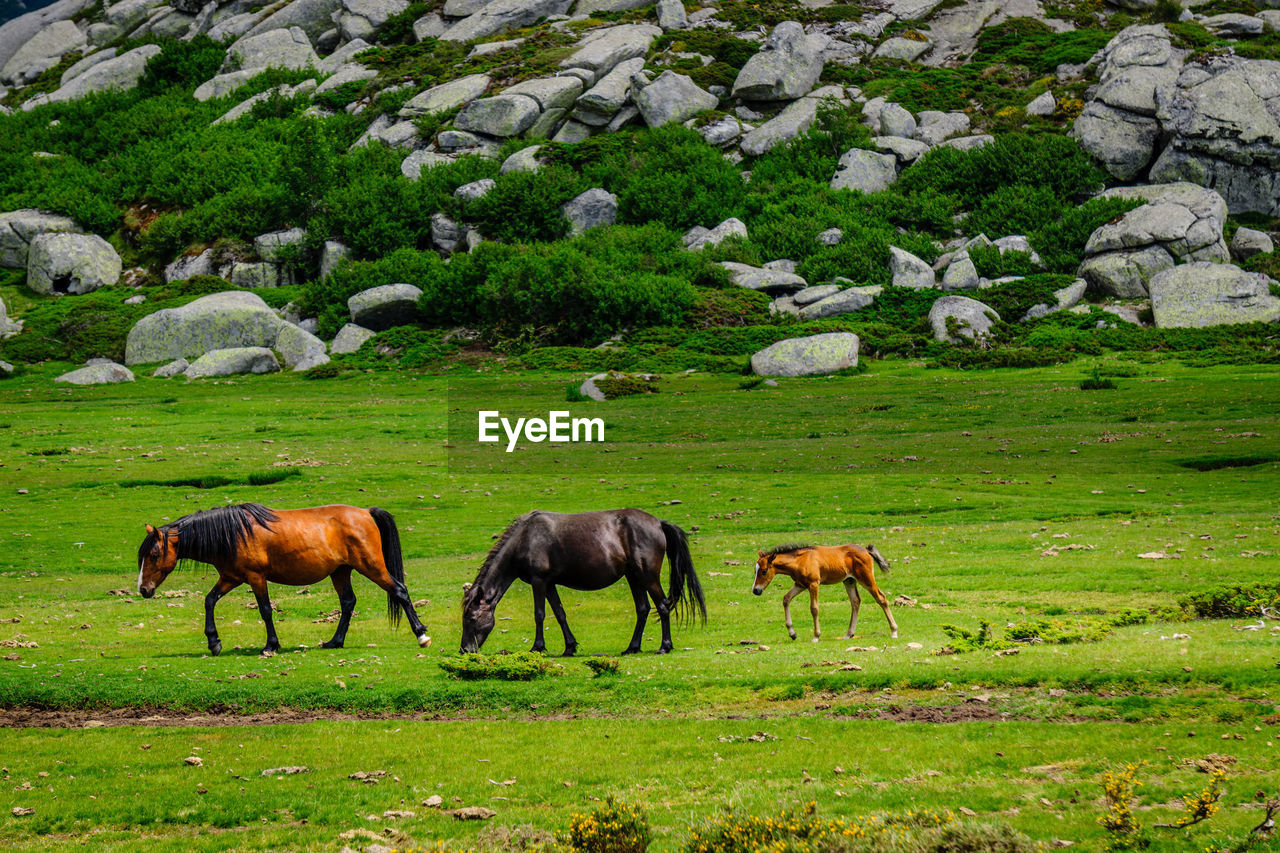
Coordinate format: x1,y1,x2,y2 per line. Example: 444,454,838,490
0,209,77,268
1230,227,1274,261
443,0,493,15
25,44,160,108
579,372,607,401
400,151,455,181
152,358,189,378
454,93,540,137
319,240,350,281
769,296,799,316
559,23,660,80
413,11,446,40
719,262,807,294
798,285,882,319
793,283,840,306
0,0,90,77
731,21,825,102
1079,245,1174,299
889,246,935,289
929,295,1000,343
561,188,617,235
750,332,860,377
348,283,422,330
830,148,897,193
330,322,376,354
313,63,377,98
915,110,969,145
254,228,306,262
317,38,374,74
275,323,330,371
1021,279,1087,321
992,235,1041,264
214,78,317,125
225,27,317,73
940,254,979,291
27,233,121,295
440,0,574,43
873,36,931,63
164,248,218,283
193,69,258,102
633,70,717,127
816,228,843,247
1026,90,1055,116
872,135,929,165
1150,262,1280,328
125,291,286,365
1073,102,1161,181
656,0,686,29
245,0,344,42
938,134,994,152
498,145,544,174
431,213,464,252
184,346,281,377
335,0,409,41
1,19,85,86
230,261,293,289
738,97,817,157
455,178,496,202
0,295,22,337
574,57,645,123
551,119,593,143
0,358,12,374
526,106,567,139
684,218,747,251
1202,13,1264,37
877,102,916,139
55,360,135,385
399,73,491,118
502,75,582,111
697,115,743,147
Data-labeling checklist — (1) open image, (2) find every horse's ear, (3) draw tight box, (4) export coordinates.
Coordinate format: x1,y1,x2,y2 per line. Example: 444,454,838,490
145,523,156,534
757,549,764,557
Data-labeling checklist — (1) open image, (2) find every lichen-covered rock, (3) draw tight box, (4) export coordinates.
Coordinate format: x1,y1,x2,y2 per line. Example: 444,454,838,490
731,21,825,101
929,295,1000,343
330,323,376,354
163,248,218,283
1,19,85,86
915,110,969,145
230,261,294,290
185,346,281,378
225,27,318,73
877,102,916,139
940,254,979,291
719,262,806,295
398,73,490,117
751,332,860,377
454,93,541,137
245,0,345,42
684,218,747,251
153,358,189,378
440,0,574,43
560,23,660,81
275,323,330,371
254,228,307,262
1230,227,1274,261
738,97,817,157
798,286,882,319
27,233,122,295
561,188,617,235
632,70,717,128
873,36,931,62
1149,262,1280,328
889,246,935,288
125,291,286,365
793,284,840,306
573,57,645,124
348,283,423,330
335,0,409,42
502,75,583,111
23,44,161,109
1021,279,1087,321
55,359,134,385
656,0,686,30
0,209,77,268
830,148,897,193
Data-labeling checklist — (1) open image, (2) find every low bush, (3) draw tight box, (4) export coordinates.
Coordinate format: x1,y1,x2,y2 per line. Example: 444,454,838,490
568,798,650,853
1179,583,1280,618
437,651,561,681
596,372,659,399
583,657,621,677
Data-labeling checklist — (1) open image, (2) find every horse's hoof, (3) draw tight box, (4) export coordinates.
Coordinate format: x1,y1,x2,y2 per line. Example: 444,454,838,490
209,641,221,656
417,634,432,649
530,645,546,654
561,646,577,657
620,647,640,656
656,646,671,655
811,637,820,644
788,632,797,641
321,640,343,649
261,646,279,657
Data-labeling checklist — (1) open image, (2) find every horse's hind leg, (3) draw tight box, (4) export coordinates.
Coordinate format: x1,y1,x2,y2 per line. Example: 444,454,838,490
354,562,429,647
863,576,898,639
644,576,673,654
843,577,862,639
530,579,549,654
808,583,822,642
622,575,651,655
321,567,356,649
781,583,804,641
545,586,578,657
204,576,240,656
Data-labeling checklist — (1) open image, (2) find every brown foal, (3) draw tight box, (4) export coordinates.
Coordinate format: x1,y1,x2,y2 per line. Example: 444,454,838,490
752,544,898,642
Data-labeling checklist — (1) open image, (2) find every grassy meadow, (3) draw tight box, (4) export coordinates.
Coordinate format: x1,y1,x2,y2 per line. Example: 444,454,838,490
1,359,1278,850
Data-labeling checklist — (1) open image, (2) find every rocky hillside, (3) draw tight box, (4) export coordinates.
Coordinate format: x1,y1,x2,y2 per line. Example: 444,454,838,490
0,0,1278,382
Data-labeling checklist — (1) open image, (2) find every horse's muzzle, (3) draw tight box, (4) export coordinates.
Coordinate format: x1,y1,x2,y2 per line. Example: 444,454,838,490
752,588,763,596
140,587,155,599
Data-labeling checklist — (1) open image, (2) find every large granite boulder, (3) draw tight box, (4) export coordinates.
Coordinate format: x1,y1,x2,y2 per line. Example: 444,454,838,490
1231,227,1274,261
559,23,660,82
1149,262,1280,328
348,283,422,330
573,56,644,125
929,295,1000,343
23,44,161,109
798,285,882,319
399,74,491,118
1,19,85,86
633,70,717,128
125,291,286,365
440,0,574,43
1078,182,1229,298
224,27,317,74
889,246,935,289
453,93,541,137
830,148,897,193
54,359,134,385
0,209,77,268
275,323,330,371
0,0,90,77
335,0,409,41
26,233,121,295
561,188,617,235
503,75,583,112
330,322,376,354
245,0,345,42
184,347,281,378
731,21,825,101
739,98,818,157
718,262,806,295
750,332,860,377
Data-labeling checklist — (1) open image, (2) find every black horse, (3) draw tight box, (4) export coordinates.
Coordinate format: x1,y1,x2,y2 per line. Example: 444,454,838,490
460,509,706,655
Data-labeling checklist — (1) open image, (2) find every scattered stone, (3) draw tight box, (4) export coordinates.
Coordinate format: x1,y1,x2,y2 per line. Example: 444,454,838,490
873,36,931,63
55,360,135,385
799,286,882,319
792,284,840,306
1230,227,1274,261
348,283,423,330
941,254,979,291
275,323,330,371
1021,279,1087,321
889,246,935,289
830,148,897,193
877,102,916,139
399,74,490,117
320,241,351,281
929,295,1000,343
915,110,970,145
750,332,860,377
561,188,618,235
448,806,497,820
684,218,747,251
24,44,161,108
261,766,310,777
254,228,306,263
559,23,660,81
719,262,806,294
872,135,930,165
731,21,825,102
1026,90,1055,116
184,347,281,378
656,0,686,30
633,70,717,128
454,93,541,137
152,358,189,378
26,233,121,295
225,26,318,74
739,98,817,157
502,76,583,112
330,323,376,355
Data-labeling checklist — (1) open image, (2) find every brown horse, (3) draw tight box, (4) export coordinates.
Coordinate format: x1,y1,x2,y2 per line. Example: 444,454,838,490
136,502,430,655
752,544,898,642
460,509,706,656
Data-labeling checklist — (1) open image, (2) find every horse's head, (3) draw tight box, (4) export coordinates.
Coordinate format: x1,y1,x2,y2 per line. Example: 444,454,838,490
137,523,178,599
459,581,493,654
752,550,777,596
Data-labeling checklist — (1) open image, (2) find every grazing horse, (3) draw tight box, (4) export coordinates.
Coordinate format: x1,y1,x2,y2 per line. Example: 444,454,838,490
136,503,431,655
752,544,898,641
460,509,706,656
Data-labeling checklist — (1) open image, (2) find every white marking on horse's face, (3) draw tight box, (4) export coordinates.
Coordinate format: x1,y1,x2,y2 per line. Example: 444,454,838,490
137,560,145,595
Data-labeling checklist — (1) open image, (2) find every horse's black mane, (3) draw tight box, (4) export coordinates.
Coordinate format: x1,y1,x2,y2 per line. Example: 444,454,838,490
139,503,279,567
465,513,529,607
764,543,813,557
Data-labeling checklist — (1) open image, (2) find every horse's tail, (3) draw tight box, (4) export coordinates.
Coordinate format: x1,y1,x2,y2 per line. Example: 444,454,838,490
867,544,891,574
369,507,405,628
660,520,706,625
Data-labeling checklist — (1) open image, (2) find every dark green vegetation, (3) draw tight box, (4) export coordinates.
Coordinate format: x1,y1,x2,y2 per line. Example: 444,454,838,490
1,363,1278,849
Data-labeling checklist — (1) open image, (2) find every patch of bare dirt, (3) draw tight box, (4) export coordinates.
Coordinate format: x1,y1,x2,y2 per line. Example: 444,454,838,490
0,706,586,729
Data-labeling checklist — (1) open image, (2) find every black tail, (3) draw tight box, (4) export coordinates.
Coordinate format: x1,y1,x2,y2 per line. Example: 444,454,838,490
867,544,891,574
660,520,706,625
370,507,405,628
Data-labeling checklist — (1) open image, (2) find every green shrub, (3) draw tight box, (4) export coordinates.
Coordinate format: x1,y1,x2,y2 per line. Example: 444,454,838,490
568,798,650,853
467,164,581,242
899,134,1104,207
972,18,1113,76
583,657,621,676
1079,368,1117,390
1179,583,1280,618
1031,196,1143,273
301,247,445,338
613,126,746,230
596,372,659,399
438,651,560,681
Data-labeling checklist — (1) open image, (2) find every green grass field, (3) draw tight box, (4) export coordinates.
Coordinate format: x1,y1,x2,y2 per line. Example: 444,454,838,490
1,359,1278,851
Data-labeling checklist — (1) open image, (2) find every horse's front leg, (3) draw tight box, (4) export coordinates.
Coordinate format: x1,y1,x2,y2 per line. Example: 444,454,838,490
622,576,651,655
545,585,577,656
247,576,281,655
204,577,240,656
843,577,862,639
530,580,548,654
808,583,822,642
781,583,805,641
